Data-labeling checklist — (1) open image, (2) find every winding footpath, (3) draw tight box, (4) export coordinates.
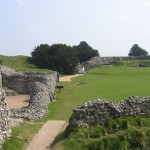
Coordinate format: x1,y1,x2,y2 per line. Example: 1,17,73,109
59,74,83,81
26,74,83,150
26,121,66,150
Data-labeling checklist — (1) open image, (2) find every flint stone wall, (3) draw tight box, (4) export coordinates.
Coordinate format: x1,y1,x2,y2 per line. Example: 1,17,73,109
69,96,150,128
1,66,59,119
83,56,150,71
2,71,58,100
0,73,11,149
10,81,51,119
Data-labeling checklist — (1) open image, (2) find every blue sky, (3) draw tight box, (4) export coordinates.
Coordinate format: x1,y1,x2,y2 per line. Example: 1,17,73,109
1,0,150,56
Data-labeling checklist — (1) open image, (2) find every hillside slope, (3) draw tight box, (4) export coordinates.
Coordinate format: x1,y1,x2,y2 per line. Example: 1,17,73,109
0,55,51,72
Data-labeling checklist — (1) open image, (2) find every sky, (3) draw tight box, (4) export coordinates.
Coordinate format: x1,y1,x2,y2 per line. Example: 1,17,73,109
1,0,150,57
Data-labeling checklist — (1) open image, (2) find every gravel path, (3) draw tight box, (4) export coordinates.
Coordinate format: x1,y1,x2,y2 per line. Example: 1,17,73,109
59,74,83,81
26,120,66,150
25,74,83,150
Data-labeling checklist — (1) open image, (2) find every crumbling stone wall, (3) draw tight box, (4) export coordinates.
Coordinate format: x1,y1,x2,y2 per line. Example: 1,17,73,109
10,81,51,119
83,56,150,71
0,72,11,149
1,66,59,119
69,96,150,128
2,70,58,100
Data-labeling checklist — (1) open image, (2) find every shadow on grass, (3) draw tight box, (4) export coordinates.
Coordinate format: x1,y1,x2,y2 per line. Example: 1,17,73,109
49,124,69,149
50,130,65,149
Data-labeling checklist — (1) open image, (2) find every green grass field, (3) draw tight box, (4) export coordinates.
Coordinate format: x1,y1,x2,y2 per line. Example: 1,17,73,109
0,55,51,72
45,66,150,121
3,63,150,150
52,66,150,150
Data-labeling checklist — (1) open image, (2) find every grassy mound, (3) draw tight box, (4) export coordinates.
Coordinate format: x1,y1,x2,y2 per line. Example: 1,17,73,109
64,117,150,150
0,55,51,72
111,60,150,67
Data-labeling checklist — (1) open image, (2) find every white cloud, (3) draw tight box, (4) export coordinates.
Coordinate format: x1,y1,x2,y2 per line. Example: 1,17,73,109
16,0,25,6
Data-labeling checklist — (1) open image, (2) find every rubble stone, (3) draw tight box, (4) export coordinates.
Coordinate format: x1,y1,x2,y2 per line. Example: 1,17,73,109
69,96,150,128
1,66,59,119
0,71,11,149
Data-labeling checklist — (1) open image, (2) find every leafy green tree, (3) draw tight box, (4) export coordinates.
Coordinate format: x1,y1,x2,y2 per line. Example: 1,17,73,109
31,44,78,74
128,44,148,56
31,44,50,68
73,41,100,63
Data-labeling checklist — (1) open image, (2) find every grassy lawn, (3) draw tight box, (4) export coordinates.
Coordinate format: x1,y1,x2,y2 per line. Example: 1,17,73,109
0,55,51,72
3,121,43,150
3,65,150,150
45,66,150,121
50,66,150,149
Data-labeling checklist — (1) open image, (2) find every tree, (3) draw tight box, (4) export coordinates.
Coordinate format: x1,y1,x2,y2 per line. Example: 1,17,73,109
31,44,78,75
73,41,100,63
128,44,148,56
31,44,50,68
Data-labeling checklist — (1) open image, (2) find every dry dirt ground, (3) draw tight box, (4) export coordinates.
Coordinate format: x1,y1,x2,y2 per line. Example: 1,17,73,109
26,121,67,150
6,94,30,109
6,74,83,150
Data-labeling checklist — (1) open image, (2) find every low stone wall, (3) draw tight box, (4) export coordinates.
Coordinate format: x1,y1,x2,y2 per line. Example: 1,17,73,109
83,56,150,71
10,81,51,119
69,96,150,128
0,73,11,149
2,71,58,101
1,66,59,119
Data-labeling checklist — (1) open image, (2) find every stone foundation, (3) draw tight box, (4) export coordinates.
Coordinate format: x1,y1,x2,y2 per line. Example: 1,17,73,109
69,96,150,128
1,66,59,119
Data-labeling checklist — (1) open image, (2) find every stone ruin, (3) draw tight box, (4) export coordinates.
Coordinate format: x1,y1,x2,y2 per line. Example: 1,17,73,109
83,55,150,71
69,96,150,128
0,66,59,148
0,70,11,149
1,66,59,120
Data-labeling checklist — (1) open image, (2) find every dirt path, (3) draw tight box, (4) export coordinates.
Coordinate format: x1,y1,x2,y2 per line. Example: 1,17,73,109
26,121,66,150
59,74,83,81
25,74,83,150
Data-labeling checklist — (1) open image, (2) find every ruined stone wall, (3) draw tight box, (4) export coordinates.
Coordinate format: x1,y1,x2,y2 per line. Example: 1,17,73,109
69,96,150,128
10,81,51,119
0,71,11,149
83,56,150,71
1,66,59,119
2,70,58,101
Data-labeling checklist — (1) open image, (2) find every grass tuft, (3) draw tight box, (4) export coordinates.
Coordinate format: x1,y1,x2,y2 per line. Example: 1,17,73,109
64,117,150,150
